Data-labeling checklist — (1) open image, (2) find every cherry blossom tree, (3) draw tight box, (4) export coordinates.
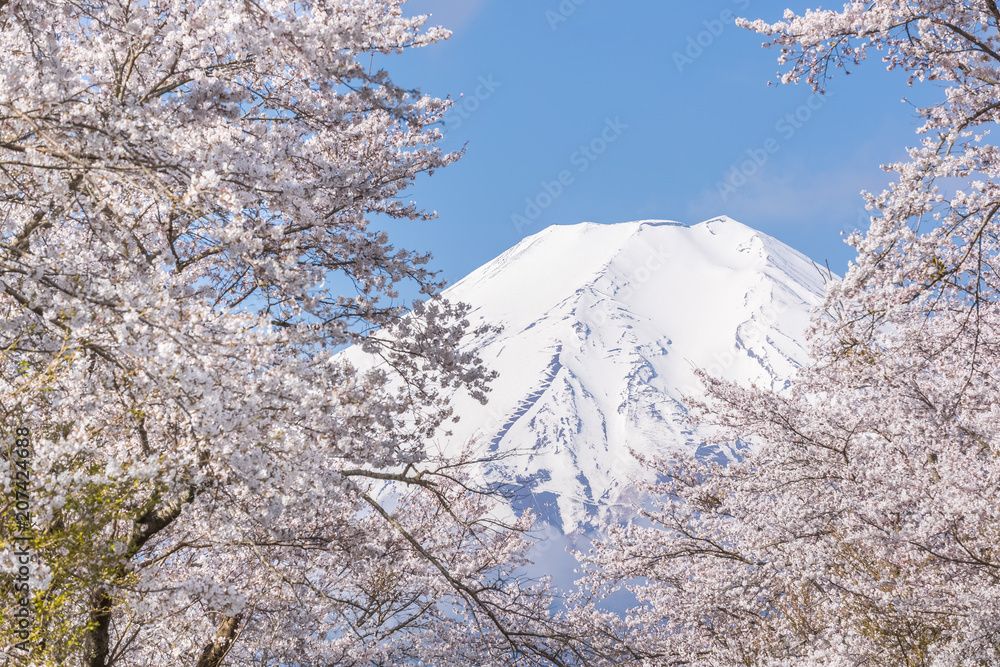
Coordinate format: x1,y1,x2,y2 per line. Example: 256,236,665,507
0,1,592,665
576,2,1000,665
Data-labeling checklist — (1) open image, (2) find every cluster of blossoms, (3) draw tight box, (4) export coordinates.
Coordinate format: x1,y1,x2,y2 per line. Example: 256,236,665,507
4,1,999,665
0,0,591,665
572,2,1000,665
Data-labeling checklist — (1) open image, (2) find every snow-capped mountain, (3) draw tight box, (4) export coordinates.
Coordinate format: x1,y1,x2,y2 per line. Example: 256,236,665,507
432,216,832,533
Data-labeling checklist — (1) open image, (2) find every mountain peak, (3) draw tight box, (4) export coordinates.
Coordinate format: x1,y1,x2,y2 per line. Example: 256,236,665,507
429,217,834,532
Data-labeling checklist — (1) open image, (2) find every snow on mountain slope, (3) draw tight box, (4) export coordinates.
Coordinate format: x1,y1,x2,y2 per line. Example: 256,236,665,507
427,216,832,533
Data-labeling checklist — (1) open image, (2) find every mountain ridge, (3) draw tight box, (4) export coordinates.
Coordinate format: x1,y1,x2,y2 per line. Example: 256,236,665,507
432,216,832,533
344,217,834,533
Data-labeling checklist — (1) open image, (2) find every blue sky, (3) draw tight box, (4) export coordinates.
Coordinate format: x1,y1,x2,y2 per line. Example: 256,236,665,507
379,0,928,289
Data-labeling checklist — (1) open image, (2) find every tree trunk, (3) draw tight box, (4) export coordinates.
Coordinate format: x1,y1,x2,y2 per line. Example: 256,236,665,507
195,614,243,667
81,486,197,666
82,588,114,667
